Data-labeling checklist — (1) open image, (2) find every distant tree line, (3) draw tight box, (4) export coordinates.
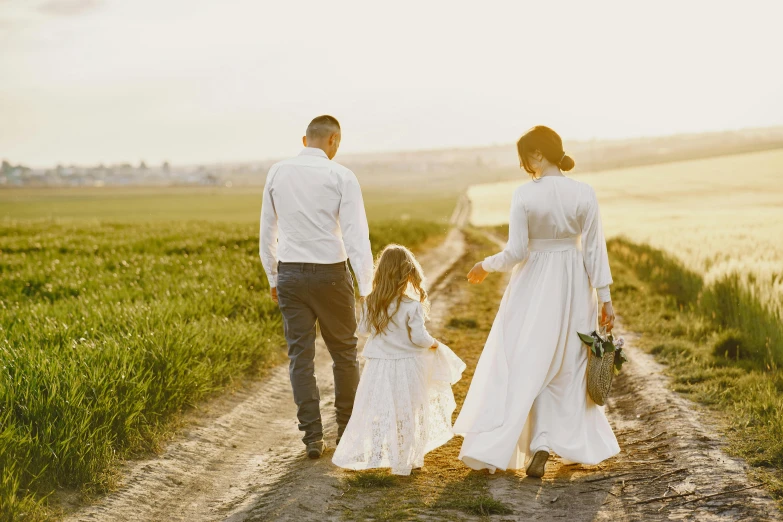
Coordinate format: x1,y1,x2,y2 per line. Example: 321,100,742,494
2,160,31,174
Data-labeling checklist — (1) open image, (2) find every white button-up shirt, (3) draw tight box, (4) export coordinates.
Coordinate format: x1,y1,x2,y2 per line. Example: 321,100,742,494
259,147,374,296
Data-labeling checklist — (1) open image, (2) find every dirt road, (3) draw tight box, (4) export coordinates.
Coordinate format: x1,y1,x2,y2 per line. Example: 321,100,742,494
65,226,781,521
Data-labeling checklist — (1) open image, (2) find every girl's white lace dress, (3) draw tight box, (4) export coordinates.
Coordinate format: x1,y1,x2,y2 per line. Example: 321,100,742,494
454,176,620,472
332,298,465,476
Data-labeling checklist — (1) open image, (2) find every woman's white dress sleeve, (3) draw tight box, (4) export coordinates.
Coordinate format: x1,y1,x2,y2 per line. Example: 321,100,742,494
581,186,613,302
407,302,436,348
481,188,529,273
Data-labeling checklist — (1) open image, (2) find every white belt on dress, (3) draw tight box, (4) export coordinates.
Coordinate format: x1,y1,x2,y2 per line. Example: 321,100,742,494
528,236,581,252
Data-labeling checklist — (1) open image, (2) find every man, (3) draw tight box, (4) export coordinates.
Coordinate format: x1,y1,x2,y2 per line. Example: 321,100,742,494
259,115,374,459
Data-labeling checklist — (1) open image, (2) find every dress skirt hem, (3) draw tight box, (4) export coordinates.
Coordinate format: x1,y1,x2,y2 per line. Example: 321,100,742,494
333,343,466,476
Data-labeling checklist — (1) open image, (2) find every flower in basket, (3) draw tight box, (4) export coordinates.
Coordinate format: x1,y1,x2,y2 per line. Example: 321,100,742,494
577,330,627,373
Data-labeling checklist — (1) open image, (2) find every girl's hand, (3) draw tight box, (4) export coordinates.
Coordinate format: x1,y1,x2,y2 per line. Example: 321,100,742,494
430,340,439,350
467,262,489,284
600,301,615,333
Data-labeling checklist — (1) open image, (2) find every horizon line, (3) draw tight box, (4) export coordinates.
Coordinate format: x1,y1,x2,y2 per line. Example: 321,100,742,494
5,124,783,171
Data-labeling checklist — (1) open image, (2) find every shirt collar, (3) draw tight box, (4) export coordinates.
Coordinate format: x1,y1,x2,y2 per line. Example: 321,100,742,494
299,147,329,159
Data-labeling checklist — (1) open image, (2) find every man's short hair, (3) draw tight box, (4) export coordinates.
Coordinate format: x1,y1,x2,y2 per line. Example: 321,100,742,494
306,115,341,140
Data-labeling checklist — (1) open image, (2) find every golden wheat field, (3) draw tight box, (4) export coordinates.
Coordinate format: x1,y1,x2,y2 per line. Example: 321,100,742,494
468,148,783,312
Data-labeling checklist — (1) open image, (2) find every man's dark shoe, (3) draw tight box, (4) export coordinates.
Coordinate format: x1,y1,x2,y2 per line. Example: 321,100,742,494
306,440,325,459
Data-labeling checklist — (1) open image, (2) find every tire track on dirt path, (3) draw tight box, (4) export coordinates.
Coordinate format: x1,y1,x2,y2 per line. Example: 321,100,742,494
64,228,467,522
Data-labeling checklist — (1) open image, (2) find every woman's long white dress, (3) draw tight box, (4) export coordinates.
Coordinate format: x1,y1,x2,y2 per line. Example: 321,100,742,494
454,176,620,472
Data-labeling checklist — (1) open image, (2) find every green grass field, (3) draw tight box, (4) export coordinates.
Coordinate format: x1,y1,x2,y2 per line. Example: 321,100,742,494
0,186,459,224
0,189,454,520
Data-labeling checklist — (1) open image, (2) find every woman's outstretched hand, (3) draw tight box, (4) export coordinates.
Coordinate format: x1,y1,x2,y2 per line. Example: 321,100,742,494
467,262,489,284
600,301,615,333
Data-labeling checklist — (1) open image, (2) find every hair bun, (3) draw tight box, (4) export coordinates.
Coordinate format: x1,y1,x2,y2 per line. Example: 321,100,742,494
559,154,575,172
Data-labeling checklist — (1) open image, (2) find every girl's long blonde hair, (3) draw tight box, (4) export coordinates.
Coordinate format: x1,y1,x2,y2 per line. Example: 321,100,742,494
365,244,429,335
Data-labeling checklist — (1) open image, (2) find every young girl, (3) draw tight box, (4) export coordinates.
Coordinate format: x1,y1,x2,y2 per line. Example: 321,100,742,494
332,244,465,476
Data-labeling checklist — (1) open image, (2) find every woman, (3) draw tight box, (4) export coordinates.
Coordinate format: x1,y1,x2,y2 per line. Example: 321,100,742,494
454,126,620,478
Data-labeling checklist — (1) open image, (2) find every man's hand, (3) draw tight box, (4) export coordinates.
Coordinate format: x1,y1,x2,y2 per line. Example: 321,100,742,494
271,287,278,304
467,262,489,284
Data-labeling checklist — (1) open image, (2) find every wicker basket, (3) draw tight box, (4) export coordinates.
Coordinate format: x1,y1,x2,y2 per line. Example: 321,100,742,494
587,347,615,406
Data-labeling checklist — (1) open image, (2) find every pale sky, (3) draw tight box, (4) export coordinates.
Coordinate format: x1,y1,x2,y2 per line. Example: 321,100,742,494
1,0,782,166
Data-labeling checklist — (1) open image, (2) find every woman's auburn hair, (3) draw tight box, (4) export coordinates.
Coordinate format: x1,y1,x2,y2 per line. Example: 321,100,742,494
517,125,576,177
365,244,428,336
